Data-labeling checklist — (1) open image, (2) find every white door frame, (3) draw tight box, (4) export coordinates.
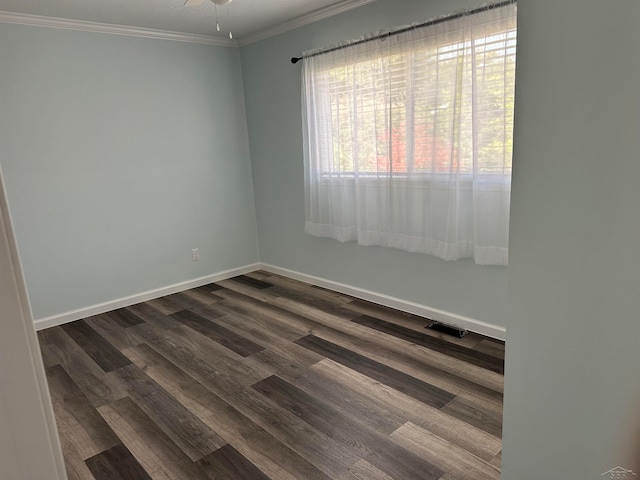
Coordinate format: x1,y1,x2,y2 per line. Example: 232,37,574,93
0,166,66,480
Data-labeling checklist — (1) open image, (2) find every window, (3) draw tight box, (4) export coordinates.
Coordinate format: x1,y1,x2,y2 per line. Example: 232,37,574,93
302,3,517,265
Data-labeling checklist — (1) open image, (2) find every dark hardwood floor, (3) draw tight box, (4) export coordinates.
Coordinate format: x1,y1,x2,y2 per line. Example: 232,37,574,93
37,271,504,480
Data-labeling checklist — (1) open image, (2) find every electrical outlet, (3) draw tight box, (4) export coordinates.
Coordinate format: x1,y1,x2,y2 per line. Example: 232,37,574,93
192,248,200,261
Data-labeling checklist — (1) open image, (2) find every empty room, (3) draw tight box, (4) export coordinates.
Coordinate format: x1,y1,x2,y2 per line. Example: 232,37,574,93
1,0,639,479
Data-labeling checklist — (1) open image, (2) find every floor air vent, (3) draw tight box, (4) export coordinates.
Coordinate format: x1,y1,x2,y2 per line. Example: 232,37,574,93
426,320,468,338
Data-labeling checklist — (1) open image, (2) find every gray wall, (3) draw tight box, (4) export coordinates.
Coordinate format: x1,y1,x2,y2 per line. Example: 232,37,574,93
502,0,640,478
0,24,259,319
240,0,510,329
0,391,20,480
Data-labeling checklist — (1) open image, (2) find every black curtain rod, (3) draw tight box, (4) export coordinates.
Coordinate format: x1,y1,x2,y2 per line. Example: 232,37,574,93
290,0,515,64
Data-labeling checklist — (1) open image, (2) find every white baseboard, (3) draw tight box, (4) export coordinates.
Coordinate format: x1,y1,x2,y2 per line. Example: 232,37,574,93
34,263,261,331
259,263,506,341
34,261,506,341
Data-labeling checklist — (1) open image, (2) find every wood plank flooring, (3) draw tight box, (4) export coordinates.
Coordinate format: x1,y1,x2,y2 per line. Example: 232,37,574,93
37,271,504,480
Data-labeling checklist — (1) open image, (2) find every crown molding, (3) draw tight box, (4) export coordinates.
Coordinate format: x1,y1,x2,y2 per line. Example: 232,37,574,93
237,0,378,47
0,0,378,48
0,11,237,47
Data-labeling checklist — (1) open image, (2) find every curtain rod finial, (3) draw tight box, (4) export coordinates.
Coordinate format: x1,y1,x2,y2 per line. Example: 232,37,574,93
291,57,301,64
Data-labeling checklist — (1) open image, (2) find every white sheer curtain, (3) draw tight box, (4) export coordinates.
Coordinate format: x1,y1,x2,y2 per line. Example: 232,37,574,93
302,3,517,265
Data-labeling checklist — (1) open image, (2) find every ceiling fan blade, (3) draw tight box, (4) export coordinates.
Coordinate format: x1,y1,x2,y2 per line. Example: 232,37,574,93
184,0,205,6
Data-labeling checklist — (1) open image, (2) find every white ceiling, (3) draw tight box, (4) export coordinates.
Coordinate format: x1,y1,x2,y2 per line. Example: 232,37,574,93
0,0,375,45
